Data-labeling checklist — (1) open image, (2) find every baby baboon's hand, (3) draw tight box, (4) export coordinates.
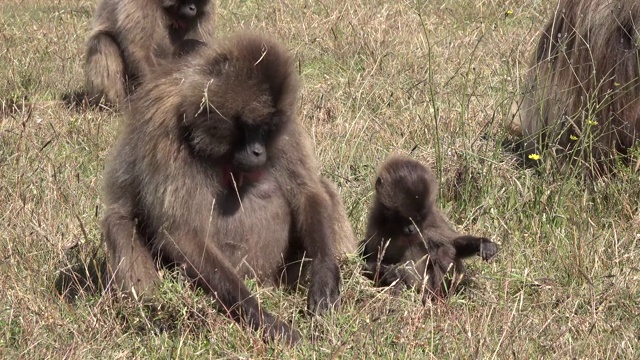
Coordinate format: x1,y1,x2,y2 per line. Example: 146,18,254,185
480,239,498,261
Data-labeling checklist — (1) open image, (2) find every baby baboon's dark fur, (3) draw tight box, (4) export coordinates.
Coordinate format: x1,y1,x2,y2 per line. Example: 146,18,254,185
85,0,216,106
360,156,498,301
516,0,640,172
101,33,355,344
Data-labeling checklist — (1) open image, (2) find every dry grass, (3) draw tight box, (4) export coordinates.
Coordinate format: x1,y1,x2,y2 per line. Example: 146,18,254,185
1,0,639,358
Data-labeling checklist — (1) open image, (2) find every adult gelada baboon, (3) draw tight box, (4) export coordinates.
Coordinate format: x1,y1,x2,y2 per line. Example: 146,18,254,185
101,33,355,343
513,0,640,172
360,155,497,302
85,0,216,106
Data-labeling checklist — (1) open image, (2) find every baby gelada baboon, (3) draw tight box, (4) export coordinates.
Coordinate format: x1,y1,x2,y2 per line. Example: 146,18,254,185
85,0,216,106
514,0,640,173
101,33,355,344
360,155,497,302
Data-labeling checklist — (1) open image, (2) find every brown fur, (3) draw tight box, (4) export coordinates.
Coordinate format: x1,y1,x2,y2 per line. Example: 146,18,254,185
84,0,216,107
101,33,355,344
359,155,497,302
517,0,640,172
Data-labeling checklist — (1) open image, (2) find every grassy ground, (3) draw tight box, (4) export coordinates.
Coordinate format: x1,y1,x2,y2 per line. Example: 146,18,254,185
2,0,639,358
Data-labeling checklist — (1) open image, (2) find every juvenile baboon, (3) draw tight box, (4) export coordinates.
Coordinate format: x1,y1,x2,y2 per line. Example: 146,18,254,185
85,0,216,106
514,0,640,172
101,33,355,344
360,155,498,301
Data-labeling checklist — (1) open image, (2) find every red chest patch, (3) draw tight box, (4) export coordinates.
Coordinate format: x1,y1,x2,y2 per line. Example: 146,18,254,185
222,165,264,189
171,19,186,30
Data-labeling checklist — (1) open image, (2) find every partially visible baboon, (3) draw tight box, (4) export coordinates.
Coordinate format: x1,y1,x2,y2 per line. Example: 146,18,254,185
101,33,355,344
85,0,216,106
360,155,498,301
514,0,640,172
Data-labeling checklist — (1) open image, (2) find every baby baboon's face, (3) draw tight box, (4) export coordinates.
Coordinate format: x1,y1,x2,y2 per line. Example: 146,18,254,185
373,156,439,241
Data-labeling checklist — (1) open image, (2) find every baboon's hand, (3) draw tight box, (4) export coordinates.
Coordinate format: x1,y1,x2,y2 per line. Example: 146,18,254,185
421,288,447,306
480,239,498,261
260,313,301,345
388,266,421,290
306,260,341,315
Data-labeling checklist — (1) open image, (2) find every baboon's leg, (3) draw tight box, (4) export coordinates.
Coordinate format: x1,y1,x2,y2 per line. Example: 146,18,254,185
320,177,356,256
423,245,456,301
85,32,127,106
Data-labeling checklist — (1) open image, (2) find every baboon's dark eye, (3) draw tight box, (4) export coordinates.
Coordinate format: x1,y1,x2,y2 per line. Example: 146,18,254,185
267,113,286,134
259,126,270,138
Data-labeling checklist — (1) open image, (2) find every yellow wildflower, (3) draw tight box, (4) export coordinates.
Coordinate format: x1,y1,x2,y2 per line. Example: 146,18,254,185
586,119,598,126
505,10,513,16
569,135,578,141
528,153,541,161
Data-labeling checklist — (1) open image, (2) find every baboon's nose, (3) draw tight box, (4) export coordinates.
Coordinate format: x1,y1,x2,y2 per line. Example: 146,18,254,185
251,145,264,157
403,224,416,235
181,4,198,17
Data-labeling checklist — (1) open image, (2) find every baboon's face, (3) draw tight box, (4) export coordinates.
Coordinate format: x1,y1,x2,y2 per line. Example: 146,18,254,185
230,112,285,173
179,35,297,185
184,105,286,175
161,0,208,20
375,160,434,237
376,194,428,237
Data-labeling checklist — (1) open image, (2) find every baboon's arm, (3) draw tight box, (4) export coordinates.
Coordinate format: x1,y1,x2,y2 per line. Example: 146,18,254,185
450,235,498,261
102,206,159,295
161,231,301,343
